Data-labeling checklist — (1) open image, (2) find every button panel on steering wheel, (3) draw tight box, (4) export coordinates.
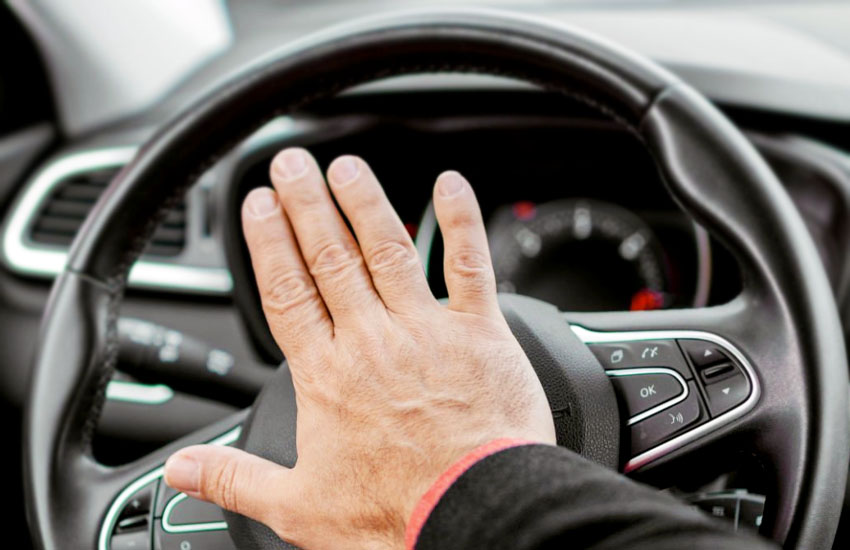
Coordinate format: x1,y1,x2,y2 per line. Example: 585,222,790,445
572,326,758,472
101,428,241,550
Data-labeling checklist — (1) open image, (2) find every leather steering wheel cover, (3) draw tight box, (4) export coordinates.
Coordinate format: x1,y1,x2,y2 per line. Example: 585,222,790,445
23,9,848,550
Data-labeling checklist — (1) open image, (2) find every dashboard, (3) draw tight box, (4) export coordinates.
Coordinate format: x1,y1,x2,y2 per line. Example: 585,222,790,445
4,89,849,382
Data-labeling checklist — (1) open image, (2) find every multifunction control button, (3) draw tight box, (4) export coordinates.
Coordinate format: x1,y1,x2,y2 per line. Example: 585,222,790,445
110,480,156,550
155,523,236,550
630,381,703,455
679,339,752,416
164,493,227,529
704,374,750,417
111,530,150,550
590,340,692,379
679,339,728,369
580,331,757,464
608,370,685,420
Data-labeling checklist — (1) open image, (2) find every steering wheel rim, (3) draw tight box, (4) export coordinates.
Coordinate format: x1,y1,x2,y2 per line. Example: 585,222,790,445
23,8,848,550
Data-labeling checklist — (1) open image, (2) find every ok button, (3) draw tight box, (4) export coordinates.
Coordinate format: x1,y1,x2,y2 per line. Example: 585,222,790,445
608,368,686,423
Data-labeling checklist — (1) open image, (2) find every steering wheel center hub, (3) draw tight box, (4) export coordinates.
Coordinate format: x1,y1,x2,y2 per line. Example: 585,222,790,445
227,294,620,548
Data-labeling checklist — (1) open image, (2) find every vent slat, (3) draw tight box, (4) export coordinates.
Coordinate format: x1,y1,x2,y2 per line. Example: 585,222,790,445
31,231,74,246
29,167,187,258
44,200,93,217
58,184,106,201
145,243,185,257
162,210,187,227
151,227,186,244
34,217,84,234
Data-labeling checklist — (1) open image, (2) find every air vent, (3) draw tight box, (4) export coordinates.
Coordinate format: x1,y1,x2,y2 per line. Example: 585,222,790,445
29,167,187,257
3,147,232,294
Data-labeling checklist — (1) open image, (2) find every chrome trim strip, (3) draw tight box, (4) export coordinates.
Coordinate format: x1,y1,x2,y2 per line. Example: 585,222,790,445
161,493,228,534
98,426,242,550
570,325,760,473
0,147,233,294
606,367,688,426
105,380,174,405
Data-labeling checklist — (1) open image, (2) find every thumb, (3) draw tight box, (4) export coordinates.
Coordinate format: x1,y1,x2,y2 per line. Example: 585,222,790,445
164,444,296,529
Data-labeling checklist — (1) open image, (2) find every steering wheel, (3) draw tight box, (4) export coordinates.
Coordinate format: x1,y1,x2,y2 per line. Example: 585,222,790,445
23,9,849,550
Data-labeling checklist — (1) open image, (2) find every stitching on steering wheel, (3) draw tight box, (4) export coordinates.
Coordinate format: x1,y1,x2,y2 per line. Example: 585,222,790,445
81,60,657,449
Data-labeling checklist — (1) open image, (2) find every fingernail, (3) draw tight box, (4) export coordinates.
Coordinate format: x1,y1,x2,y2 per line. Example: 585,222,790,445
438,172,465,197
165,454,200,493
246,189,278,218
273,149,308,180
329,156,360,186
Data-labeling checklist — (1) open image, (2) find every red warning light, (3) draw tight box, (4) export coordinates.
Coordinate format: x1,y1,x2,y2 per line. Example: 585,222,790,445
630,288,665,311
404,223,418,239
512,201,537,221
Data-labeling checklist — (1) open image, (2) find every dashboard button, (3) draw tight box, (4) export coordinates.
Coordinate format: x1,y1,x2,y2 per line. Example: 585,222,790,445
112,530,151,550
155,435,239,517
630,382,703,455
118,480,157,525
165,493,226,527
705,373,750,417
155,485,179,518
679,339,728,368
589,340,692,379
701,362,735,382
608,370,685,419
155,522,236,550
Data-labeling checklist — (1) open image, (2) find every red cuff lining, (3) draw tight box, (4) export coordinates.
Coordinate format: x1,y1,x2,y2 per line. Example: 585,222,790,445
404,438,534,550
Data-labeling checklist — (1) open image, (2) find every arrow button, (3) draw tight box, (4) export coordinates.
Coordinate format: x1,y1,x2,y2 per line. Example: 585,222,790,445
705,373,750,417
679,340,728,368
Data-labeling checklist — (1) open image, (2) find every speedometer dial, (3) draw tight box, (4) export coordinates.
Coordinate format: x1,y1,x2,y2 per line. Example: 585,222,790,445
486,199,669,311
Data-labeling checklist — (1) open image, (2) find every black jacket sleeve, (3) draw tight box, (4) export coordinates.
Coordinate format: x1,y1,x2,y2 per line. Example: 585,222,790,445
415,444,778,550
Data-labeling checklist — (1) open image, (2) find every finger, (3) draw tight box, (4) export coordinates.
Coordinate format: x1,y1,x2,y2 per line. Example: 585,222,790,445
432,171,499,315
164,445,298,536
270,148,381,324
242,187,332,358
327,156,434,312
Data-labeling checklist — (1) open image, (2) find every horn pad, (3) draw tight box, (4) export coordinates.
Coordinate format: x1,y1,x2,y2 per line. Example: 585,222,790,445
226,294,619,549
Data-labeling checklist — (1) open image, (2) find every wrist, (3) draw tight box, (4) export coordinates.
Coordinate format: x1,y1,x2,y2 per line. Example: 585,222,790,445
404,438,535,550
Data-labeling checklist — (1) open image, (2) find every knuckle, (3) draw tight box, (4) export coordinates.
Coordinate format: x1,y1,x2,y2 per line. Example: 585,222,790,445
447,248,495,288
248,228,285,253
446,209,480,230
261,270,318,316
310,240,363,278
208,459,243,512
290,189,324,209
356,188,383,210
365,239,417,273
447,247,491,274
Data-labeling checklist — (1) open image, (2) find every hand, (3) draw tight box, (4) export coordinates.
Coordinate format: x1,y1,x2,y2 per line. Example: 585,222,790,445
164,148,556,549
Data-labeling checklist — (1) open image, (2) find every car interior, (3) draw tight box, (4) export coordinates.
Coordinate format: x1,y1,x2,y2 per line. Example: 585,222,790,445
3,1,850,549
